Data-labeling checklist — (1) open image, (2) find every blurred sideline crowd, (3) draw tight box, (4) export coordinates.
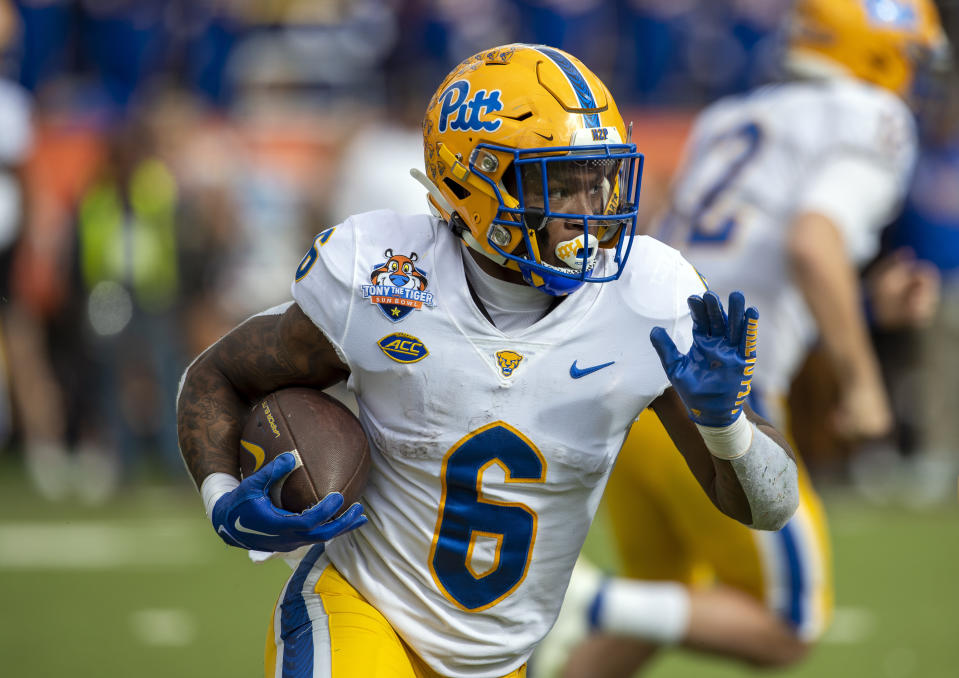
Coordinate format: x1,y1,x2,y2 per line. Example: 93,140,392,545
0,0,956,505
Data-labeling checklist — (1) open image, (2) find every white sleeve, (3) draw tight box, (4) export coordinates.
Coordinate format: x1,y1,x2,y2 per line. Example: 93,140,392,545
797,91,917,266
290,220,358,362
796,153,912,265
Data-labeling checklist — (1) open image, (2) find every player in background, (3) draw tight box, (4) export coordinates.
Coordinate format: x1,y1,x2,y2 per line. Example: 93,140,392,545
177,44,801,678
532,2,949,677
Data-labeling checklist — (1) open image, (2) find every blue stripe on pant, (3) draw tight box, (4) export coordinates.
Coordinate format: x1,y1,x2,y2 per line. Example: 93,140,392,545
280,544,326,678
777,520,806,629
750,390,808,630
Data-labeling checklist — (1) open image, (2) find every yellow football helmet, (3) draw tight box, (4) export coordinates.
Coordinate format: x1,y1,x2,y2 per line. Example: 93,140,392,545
787,0,948,97
416,44,643,296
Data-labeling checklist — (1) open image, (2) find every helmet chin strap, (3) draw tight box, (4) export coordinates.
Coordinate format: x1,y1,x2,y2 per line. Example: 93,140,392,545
410,168,454,217
410,167,511,266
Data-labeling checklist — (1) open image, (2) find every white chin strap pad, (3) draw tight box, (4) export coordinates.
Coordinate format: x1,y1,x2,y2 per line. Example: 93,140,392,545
555,234,599,270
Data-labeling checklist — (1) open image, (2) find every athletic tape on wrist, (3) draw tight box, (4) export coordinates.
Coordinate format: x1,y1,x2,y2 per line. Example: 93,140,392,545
695,411,753,459
601,579,691,645
200,472,240,520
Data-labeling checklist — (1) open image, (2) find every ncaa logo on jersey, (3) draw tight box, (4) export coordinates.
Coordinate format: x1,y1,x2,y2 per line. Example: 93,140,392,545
378,333,429,364
495,350,524,378
361,248,437,322
437,81,504,133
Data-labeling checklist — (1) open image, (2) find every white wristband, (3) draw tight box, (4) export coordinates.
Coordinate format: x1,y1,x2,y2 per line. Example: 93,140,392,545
695,411,754,460
200,472,241,520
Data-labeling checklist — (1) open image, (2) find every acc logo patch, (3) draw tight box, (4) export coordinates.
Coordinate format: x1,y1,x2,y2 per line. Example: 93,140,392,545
495,350,524,378
378,333,429,364
361,249,436,322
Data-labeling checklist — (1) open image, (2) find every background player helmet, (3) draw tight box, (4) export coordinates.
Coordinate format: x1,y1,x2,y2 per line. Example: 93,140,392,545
421,44,643,296
786,0,948,97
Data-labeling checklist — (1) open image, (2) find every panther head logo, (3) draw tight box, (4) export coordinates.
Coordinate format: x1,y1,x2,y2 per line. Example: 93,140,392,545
495,350,524,378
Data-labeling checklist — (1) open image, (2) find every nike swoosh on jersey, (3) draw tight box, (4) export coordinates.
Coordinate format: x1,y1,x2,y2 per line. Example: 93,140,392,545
234,518,279,537
569,360,615,379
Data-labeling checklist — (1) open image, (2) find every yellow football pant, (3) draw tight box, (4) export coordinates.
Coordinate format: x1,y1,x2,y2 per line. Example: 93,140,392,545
605,409,833,641
265,546,527,678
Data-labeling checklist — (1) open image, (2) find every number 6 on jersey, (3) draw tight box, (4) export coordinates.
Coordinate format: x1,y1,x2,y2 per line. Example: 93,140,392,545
429,422,546,611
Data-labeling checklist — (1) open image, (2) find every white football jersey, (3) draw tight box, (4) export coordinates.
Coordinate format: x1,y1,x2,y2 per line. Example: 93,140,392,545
655,78,917,405
291,209,704,677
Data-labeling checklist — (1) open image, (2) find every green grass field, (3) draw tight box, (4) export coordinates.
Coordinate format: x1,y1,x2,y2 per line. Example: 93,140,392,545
1,458,956,678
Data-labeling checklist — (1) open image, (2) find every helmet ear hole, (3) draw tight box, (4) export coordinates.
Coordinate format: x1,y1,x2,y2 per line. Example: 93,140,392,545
501,164,517,195
443,177,470,200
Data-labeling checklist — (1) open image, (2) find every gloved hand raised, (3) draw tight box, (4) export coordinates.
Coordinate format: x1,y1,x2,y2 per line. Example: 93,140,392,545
210,452,367,552
650,290,758,428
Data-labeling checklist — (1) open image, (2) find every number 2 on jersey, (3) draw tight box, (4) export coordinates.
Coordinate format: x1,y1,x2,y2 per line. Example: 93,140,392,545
688,121,763,245
429,422,546,612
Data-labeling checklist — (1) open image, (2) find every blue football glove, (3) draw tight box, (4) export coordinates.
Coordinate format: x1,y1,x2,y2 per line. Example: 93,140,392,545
211,452,367,552
650,290,759,428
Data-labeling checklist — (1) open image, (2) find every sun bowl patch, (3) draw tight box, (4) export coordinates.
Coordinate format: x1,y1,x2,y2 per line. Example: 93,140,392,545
378,333,429,364
361,248,436,322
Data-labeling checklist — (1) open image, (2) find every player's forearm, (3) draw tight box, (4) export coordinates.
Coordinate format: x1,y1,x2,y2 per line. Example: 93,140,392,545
788,213,885,390
697,413,798,530
651,391,769,526
709,459,754,525
177,305,350,489
176,354,249,488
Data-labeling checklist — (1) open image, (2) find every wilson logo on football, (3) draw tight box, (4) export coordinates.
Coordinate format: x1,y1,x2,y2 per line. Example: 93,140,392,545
361,249,436,322
378,333,429,364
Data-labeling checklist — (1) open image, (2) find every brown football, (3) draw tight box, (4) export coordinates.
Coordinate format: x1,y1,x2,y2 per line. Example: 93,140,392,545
239,387,371,515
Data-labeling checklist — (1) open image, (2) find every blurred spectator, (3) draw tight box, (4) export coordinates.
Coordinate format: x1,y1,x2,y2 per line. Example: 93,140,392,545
325,53,429,224
0,73,36,453
14,0,243,113
59,112,183,498
609,0,791,106
864,72,959,504
225,0,402,115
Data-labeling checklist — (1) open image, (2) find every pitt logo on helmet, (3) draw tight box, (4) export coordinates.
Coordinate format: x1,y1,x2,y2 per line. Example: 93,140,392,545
437,81,504,133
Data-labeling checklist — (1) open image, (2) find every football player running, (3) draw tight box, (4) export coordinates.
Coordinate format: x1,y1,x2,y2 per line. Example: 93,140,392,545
177,44,800,678
532,2,950,677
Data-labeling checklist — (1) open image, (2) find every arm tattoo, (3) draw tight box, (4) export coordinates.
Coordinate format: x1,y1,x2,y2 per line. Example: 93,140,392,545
176,304,347,487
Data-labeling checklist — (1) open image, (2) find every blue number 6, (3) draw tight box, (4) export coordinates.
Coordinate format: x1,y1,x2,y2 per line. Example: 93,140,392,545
429,422,546,612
